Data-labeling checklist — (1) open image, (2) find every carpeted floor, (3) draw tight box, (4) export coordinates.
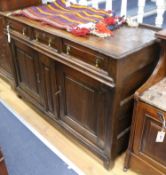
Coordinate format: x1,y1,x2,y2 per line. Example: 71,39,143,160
0,101,82,175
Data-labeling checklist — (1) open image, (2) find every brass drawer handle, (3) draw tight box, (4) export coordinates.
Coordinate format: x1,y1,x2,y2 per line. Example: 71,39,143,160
22,27,26,36
95,58,99,68
48,38,52,47
95,57,103,68
54,86,61,96
6,25,11,43
157,112,166,130
54,89,61,96
35,33,39,42
66,45,70,55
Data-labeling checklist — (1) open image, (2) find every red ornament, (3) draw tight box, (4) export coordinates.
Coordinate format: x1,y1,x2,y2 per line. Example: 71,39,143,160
71,27,90,37
102,16,116,25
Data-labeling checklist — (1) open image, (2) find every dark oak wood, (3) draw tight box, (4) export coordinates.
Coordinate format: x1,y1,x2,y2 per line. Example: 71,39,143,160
0,9,161,169
0,15,14,86
124,30,166,175
39,53,59,119
0,149,8,175
57,63,112,151
12,40,45,108
0,0,41,11
0,0,42,87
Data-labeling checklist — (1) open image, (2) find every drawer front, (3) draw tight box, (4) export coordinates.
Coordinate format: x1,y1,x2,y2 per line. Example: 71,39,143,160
33,29,60,52
7,19,30,38
62,39,108,71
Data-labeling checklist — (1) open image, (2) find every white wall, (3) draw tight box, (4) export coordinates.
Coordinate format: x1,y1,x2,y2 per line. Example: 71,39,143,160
42,0,55,4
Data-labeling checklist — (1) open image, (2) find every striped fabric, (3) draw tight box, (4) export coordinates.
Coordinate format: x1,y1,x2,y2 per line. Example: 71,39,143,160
13,0,112,30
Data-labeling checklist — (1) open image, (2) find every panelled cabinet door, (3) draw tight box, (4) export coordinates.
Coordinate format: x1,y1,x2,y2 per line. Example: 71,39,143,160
38,54,59,119
57,64,111,149
12,41,44,107
133,102,166,172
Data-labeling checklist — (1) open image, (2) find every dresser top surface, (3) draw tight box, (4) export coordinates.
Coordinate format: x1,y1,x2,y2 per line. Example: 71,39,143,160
156,29,166,40
140,78,166,112
1,12,158,59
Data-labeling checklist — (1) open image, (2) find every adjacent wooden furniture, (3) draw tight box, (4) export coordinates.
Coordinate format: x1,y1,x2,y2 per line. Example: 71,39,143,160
124,30,166,175
0,2,161,168
0,148,8,175
0,13,14,86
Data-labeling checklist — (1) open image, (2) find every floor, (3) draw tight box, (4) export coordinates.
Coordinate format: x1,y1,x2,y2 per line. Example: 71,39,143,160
0,77,138,175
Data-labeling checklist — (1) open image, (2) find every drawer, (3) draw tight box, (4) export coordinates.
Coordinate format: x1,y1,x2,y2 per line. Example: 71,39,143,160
140,102,166,123
7,19,31,38
149,108,166,126
62,39,108,71
32,29,60,52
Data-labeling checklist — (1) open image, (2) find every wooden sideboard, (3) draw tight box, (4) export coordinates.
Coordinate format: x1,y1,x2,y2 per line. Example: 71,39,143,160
124,30,166,174
0,8,161,168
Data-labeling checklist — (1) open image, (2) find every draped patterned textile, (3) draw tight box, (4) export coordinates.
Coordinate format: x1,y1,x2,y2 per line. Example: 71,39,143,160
13,0,112,30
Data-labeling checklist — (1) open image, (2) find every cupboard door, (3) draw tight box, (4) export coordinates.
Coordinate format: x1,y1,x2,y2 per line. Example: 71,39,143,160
133,102,166,172
39,54,59,119
57,64,111,149
12,41,44,106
